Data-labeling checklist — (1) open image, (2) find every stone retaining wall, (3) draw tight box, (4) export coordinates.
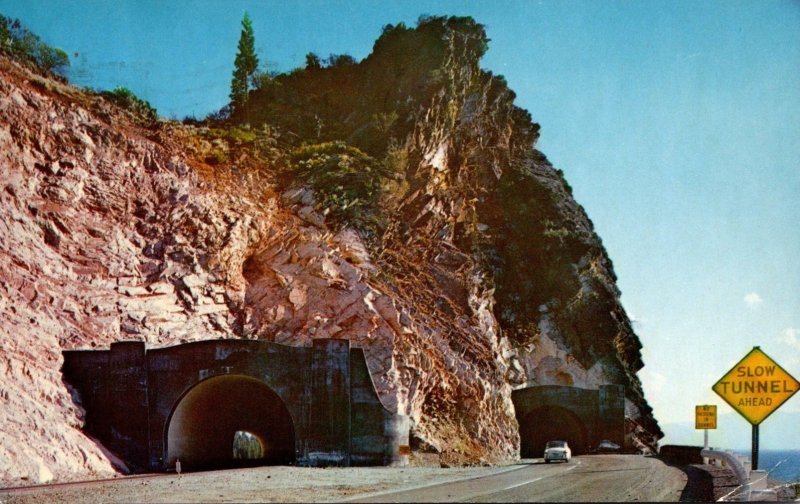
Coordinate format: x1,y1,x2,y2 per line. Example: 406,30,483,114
659,445,737,500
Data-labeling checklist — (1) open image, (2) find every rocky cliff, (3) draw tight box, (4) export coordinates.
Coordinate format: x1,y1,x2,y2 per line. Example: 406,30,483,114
0,16,660,485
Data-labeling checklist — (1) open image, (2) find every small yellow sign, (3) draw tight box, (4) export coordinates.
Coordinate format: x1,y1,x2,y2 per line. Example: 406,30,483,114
713,347,800,425
695,405,717,429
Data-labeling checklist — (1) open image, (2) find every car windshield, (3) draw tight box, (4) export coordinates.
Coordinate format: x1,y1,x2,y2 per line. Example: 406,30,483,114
546,441,567,449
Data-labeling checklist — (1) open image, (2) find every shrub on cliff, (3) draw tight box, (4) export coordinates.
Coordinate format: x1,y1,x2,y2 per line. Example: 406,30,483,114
195,123,283,167
100,87,158,124
0,14,69,77
325,53,357,68
287,141,393,232
305,52,322,70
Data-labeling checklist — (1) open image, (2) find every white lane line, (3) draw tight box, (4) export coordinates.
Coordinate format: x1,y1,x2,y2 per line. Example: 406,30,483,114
495,459,581,493
335,464,530,502
502,477,543,491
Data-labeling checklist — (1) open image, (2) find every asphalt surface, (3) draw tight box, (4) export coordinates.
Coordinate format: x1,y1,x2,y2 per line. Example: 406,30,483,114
345,455,687,502
0,455,688,503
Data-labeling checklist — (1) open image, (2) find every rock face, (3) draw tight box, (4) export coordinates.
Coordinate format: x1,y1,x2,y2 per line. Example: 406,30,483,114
0,16,660,486
0,56,414,483
0,58,260,482
240,17,661,459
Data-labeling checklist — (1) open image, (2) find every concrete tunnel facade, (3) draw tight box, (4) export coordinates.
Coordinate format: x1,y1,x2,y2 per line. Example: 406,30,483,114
512,384,626,457
62,338,410,471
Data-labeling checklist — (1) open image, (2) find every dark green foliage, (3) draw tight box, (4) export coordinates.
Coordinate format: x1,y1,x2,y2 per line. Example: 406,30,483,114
0,14,69,77
381,22,409,36
100,87,158,123
230,12,259,112
415,15,489,59
483,159,619,368
490,170,584,339
205,148,228,166
252,70,273,91
305,52,321,70
325,53,356,68
224,14,493,159
205,104,233,122
287,141,393,232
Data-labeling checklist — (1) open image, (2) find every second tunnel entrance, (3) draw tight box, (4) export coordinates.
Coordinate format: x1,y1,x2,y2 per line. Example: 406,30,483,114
519,405,589,457
512,384,627,458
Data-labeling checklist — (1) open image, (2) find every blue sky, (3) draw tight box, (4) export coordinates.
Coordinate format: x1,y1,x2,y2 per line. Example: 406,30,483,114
2,0,799,448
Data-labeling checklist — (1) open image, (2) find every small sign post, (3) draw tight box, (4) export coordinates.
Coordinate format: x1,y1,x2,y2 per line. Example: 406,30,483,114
695,405,717,464
712,346,800,470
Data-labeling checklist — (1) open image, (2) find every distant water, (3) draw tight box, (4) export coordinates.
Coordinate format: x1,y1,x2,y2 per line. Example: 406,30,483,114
733,449,800,483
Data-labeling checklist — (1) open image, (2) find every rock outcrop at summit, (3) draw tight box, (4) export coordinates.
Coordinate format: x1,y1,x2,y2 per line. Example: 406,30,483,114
0,16,660,485
239,17,661,458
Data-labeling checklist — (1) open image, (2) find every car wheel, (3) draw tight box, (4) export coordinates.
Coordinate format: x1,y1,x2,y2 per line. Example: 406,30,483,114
545,459,550,464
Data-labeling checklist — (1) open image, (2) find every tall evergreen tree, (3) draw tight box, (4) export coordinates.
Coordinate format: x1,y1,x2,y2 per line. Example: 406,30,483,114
230,12,259,114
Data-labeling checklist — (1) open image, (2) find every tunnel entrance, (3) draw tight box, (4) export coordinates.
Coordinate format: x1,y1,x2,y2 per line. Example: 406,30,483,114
519,405,589,457
166,375,296,471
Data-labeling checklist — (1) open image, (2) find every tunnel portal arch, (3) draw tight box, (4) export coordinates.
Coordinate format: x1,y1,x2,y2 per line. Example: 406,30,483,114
62,339,411,471
519,405,589,457
166,374,296,470
511,384,626,457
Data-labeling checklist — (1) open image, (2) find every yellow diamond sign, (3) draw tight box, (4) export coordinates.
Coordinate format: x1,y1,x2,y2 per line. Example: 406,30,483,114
713,347,800,425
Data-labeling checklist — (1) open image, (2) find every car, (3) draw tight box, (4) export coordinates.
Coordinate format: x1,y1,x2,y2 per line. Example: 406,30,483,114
594,439,621,453
543,440,572,463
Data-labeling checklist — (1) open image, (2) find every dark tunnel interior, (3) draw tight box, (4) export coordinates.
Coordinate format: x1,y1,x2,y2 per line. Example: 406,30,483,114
166,374,296,471
519,405,589,457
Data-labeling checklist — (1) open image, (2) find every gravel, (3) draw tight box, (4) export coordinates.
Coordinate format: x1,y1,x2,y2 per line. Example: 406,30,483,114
0,464,522,503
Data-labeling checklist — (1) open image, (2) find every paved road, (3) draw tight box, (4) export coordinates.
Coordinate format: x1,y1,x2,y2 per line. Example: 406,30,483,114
346,455,687,502
0,455,688,503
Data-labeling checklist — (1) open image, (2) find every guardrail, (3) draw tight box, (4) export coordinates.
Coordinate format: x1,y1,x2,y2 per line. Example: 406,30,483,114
700,449,777,502
701,449,751,501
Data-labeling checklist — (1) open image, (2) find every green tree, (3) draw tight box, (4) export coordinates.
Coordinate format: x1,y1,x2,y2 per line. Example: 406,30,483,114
1,14,70,77
230,12,259,114
304,52,321,70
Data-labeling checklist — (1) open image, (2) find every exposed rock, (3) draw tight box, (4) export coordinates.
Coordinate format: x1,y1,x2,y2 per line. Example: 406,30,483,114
235,16,661,457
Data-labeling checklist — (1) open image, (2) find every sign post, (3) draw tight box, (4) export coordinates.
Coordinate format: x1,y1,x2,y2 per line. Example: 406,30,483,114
695,405,717,464
712,346,800,470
